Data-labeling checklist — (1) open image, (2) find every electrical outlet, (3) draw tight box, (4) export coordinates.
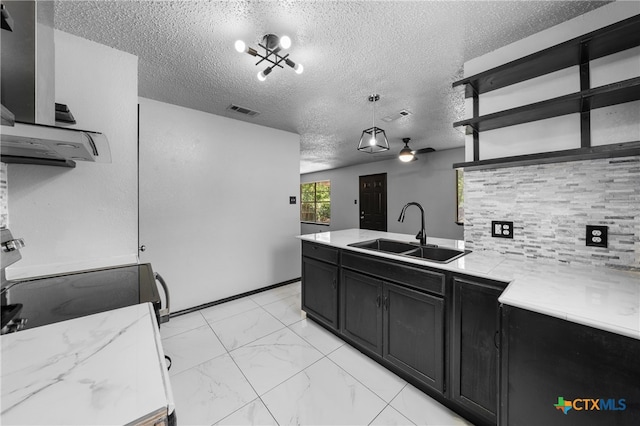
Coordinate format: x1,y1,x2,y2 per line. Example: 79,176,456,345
491,221,514,239
586,225,608,248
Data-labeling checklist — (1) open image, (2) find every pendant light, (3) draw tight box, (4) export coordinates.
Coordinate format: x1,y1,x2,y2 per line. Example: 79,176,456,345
398,137,415,162
357,94,389,153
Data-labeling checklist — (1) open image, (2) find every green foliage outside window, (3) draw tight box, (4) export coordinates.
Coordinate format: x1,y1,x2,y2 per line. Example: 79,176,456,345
301,181,331,224
456,169,464,224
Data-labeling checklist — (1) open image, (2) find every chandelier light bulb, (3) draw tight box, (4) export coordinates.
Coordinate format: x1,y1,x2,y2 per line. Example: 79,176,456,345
279,35,292,49
294,63,304,74
257,67,272,81
234,40,246,53
369,136,376,146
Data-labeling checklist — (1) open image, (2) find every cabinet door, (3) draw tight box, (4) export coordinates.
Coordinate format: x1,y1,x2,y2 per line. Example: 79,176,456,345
451,277,505,424
383,282,445,393
301,257,338,329
501,306,640,426
341,269,383,355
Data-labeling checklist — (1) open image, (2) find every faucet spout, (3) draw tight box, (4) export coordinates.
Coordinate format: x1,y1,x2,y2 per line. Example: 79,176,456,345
398,202,427,245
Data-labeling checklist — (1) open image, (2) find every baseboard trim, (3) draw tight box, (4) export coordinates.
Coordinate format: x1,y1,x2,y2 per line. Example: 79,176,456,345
170,277,301,318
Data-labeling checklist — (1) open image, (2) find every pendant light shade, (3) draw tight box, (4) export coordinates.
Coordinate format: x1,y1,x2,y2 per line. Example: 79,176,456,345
357,94,389,153
398,137,415,162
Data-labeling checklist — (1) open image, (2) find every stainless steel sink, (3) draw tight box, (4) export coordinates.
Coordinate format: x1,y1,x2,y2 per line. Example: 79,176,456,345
348,239,418,253
348,238,470,263
404,246,470,263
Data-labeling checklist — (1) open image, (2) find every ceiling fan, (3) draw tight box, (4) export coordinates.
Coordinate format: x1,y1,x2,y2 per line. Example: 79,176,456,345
399,137,435,162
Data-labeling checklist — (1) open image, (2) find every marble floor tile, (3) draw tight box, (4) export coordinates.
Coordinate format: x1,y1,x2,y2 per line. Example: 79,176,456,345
369,405,416,426
250,282,301,306
209,307,285,351
390,384,472,426
230,327,323,395
162,325,226,376
328,344,407,402
216,398,278,426
288,318,345,355
171,354,257,426
262,293,305,326
160,311,207,339
201,297,260,324
261,357,386,425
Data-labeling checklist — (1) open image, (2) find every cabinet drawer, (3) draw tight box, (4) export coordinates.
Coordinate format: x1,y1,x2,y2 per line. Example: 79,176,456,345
302,241,339,264
342,251,445,296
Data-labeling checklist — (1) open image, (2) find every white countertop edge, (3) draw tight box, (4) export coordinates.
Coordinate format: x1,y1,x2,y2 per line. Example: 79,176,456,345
149,304,176,416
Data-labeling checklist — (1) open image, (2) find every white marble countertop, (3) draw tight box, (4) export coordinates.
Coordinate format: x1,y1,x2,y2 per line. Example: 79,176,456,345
298,229,640,340
1,303,174,425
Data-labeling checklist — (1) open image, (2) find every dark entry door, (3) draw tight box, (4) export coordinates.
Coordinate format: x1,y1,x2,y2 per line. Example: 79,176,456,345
359,173,387,231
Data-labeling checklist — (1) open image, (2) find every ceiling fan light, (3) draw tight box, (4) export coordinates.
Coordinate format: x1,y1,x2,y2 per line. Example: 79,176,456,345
279,35,292,49
399,147,414,162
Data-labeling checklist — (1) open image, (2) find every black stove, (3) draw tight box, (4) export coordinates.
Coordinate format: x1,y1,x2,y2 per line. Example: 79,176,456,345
2,263,163,332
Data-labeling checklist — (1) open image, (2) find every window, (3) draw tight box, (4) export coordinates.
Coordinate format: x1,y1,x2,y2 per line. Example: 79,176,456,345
301,181,331,224
456,169,464,224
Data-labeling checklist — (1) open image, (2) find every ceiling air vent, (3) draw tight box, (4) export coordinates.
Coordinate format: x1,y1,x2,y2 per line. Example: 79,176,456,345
381,109,412,122
227,104,260,117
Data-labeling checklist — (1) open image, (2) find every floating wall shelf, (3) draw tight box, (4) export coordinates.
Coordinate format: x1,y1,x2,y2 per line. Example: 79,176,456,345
453,14,640,97
453,77,640,133
453,141,640,171
452,14,640,166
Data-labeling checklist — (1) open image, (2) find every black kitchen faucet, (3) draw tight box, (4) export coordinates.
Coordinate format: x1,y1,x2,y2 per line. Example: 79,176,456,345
398,202,427,245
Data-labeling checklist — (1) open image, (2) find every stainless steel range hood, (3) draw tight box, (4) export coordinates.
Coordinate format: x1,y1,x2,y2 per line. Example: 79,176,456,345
0,0,111,168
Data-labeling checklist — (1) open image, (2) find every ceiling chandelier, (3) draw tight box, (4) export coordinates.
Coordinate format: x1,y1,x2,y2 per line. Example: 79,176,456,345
357,94,389,153
234,34,303,81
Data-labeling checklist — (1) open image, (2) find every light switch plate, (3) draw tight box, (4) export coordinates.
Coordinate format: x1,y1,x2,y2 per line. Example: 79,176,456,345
491,221,514,239
586,225,608,248
289,196,296,205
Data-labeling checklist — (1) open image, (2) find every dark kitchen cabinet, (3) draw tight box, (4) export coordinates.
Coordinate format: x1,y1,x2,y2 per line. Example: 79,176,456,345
500,305,640,426
301,241,339,330
340,264,445,394
383,282,444,393
341,269,383,354
450,276,507,425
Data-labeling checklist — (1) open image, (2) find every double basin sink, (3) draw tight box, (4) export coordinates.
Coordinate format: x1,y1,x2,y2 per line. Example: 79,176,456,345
347,238,470,263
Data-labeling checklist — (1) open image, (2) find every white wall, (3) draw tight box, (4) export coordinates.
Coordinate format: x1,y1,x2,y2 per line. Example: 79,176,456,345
301,148,464,241
463,2,640,162
6,30,138,278
138,98,301,312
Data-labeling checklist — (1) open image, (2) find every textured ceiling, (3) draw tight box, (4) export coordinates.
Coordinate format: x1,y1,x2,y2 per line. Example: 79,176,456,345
53,0,610,173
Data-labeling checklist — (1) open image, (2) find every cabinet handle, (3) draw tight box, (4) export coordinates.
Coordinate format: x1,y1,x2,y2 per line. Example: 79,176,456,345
383,296,389,310
494,330,500,349
376,295,381,307
332,278,337,290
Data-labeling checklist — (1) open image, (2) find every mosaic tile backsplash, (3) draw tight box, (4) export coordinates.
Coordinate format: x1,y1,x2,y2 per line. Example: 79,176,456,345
0,162,7,228
464,156,640,270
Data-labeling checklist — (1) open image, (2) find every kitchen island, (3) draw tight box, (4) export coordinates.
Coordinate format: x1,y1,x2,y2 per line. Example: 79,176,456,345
1,303,175,425
298,229,640,426
298,229,640,339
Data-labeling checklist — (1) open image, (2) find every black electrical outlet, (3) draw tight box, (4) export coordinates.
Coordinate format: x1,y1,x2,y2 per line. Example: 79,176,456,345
491,221,514,239
289,196,296,205
586,225,608,248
